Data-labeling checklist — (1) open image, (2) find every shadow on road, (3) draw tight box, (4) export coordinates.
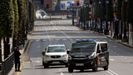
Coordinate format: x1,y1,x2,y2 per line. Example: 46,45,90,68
57,69,105,74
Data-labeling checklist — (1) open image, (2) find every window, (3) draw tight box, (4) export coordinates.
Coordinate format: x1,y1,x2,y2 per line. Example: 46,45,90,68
100,43,107,52
97,44,100,53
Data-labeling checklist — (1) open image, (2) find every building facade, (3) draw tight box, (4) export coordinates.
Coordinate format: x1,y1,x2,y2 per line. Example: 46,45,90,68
42,0,81,11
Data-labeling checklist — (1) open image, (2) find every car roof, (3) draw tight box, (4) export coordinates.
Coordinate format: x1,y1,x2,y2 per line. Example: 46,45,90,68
48,44,65,47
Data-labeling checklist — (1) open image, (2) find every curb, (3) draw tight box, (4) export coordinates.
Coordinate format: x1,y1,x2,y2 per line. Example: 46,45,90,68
76,26,133,49
106,35,133,49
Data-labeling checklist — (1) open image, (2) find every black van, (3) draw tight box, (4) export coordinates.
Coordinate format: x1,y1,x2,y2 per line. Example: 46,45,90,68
67,40,109,72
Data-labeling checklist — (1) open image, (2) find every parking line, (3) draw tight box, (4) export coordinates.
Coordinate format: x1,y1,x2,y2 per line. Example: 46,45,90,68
59,69,64,75
60,72,64,75
107,69,119,75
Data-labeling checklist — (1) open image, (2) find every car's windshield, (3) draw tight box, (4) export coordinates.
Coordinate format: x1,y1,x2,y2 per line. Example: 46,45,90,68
71,42,96,53
47,46,66,52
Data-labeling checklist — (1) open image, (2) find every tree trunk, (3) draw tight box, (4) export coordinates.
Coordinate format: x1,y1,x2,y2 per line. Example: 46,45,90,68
122,21,128,42
104,21,109,35
113,21,119,39
4,37,10,59
118,20,122,39
0,38,2,62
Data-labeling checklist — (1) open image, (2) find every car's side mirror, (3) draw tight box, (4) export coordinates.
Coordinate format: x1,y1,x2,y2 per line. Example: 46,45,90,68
42,51,45,55
97,50,101,53
67,50,70,54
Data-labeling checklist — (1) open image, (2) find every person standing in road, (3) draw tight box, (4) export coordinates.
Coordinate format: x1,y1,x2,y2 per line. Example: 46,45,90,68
14,47,21,72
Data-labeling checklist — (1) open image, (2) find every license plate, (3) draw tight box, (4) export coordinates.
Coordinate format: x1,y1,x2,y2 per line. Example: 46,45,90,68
76,63,84,66
52,61,59,64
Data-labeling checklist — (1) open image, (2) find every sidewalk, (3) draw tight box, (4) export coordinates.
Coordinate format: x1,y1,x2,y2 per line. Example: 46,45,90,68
8,40,31,75
106,35,133,48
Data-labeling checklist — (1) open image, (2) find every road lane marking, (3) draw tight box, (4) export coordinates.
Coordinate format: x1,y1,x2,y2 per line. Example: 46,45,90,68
53,23,74,43
59,69,64,75
60,72,64,75
107,69,119,75
36,39,40,41
110,59,115,61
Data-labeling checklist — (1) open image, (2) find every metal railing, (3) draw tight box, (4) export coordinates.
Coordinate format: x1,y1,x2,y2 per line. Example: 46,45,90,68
0,52,14,75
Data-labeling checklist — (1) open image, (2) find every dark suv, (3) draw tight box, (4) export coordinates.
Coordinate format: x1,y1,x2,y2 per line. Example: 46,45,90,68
67,40,109,72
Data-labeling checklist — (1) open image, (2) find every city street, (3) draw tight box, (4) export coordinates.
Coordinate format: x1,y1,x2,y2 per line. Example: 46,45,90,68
18,19,133,75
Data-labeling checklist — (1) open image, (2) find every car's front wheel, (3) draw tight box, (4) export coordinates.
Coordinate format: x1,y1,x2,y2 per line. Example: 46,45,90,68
92,66,97,72
43,63,49,68
68,66,73,73
103,66,108,70
65,64,68,67
92,60,98,72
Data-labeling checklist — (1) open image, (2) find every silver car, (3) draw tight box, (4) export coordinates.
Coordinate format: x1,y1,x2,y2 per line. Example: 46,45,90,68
42,44,68,68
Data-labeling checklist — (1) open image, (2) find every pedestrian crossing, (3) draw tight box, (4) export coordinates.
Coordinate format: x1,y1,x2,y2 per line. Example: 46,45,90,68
27,35,106,40
33,26,81,31
34,20,72,26
33,38,106,43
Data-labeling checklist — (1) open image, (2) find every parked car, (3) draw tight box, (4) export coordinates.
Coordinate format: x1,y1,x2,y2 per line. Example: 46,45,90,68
36,9,48,19
42,44,68,68
67,39,109,72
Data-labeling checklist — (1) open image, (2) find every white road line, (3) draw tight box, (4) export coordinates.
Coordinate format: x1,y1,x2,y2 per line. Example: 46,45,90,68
107,69,119,75
53,23,74,43
107,71,115,75
76,39,80,41
62,39,67,40
45,21,52,42
110,59,115,61
36,39,40,41
60,72,64,75
59,69,64,75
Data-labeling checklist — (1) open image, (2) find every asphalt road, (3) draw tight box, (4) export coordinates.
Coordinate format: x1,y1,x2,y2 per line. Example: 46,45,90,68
18,19,133,75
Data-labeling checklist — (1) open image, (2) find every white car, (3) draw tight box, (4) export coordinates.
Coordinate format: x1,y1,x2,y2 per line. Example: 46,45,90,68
42,44,68,68
36,9,48,19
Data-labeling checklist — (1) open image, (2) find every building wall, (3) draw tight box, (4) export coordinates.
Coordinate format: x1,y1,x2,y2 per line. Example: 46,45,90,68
43,0,81,11
43,0,52,10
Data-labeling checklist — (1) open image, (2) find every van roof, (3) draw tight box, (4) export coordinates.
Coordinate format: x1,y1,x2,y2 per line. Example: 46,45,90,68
75,39,107,43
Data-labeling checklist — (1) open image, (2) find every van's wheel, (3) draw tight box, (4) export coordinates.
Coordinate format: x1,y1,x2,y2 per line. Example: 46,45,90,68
80,69,84,72
92,66,98,72
44,64,49,68
103,66,108,70
68,66,73,73
65,64,68,67
92,62,98,72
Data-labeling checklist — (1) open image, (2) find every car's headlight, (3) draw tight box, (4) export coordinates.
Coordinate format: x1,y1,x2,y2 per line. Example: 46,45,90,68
45,55,50,58
62,54,68,57
88,52,96,59
89,55,95,59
